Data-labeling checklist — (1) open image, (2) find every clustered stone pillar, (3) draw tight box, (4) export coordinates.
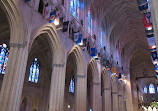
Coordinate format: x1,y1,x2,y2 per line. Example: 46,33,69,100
112,91,119,111
75,75,87,111
93,82,101,111
118,95,125,111
0,43,28,111
103,88,111,111
49,63,66,111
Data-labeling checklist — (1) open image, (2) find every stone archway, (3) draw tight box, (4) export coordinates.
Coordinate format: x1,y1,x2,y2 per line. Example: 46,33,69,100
64,45,87,111
29,23,64,111
87,59,101,111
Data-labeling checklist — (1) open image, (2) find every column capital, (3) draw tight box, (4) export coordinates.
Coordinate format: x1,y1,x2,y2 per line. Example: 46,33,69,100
52,63,65,67
103,88,110,90
111,92,117,94
93,82,100,85
9,41,27,48
75,75,86,78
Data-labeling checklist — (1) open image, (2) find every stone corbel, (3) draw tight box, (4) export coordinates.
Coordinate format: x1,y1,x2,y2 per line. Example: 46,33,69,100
52,63,65,67
9,41,27,48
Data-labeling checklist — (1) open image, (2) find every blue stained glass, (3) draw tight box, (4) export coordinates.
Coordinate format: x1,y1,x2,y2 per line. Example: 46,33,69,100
157,86,158,93
29,58,39,83
70,0,80,19
149,84,155,94
0,44,9,74
88,9,93,36
144,86,147,93
69,78,75,93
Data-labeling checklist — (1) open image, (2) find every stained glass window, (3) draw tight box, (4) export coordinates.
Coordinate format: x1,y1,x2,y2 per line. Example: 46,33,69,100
144,86,147,93
100,30,103,47
70,0,80,19
157,86,158,93
0,43,9,74
29,58,39,83
69,77,75,93
88,9,93,36
149,84,155,94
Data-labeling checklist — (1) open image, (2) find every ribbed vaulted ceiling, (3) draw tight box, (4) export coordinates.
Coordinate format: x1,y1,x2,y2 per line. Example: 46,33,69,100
90,0,155,78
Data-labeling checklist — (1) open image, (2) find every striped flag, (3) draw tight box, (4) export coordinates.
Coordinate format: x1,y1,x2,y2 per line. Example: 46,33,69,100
147,37,155,47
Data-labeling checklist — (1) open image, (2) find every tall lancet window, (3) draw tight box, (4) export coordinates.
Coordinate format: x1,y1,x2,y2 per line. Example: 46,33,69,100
149,84,155,94
88,9,93,36
0,43,9,74
29,58,40,83
69,77,75,93
144,86,147,93
70,0,80,19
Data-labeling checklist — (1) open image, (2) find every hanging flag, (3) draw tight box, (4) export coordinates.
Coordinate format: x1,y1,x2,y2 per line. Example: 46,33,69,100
142,15,152,28
144,12,151,20
138,2,148,11
90,48,97,58
147,37,155,47
145,27,153,34
116,69,119,77
74,32,80,42
147,33,154,38
49,10,56,23
43,3,51,20
112,67,116,75
151,50,157,61
76,34,83,45
82,38,87,48
62,21,69,32
118,73,122,79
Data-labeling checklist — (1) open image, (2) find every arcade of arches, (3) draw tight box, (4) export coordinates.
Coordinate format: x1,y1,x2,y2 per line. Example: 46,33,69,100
0,0,158,111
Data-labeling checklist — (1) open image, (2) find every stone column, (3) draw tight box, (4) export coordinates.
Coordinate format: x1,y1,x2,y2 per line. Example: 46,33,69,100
102,88,111,111
93,82,101,111
118,95,125,111
49,63,66,111
75,75,87,111
112,91,119,111
0,43,28,111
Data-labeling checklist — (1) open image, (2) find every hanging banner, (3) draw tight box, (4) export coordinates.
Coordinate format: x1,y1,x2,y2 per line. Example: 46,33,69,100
151,50,157,61
90,48,97,58
49,10,56,23
76,34,83,45
62,21,69,32
118,73,122,79
142,15,152,28
138,2,148,11
112,67,116,75
74,32,80,42
43,4,51,20
147,37,156,47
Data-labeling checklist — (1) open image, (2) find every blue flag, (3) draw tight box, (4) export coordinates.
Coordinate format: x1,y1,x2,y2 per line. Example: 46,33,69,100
90,48,97,58
76,34,83,45
49,10,56,23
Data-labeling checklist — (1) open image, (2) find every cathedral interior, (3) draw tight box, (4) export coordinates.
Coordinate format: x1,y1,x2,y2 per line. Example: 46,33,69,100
0,0,158,111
